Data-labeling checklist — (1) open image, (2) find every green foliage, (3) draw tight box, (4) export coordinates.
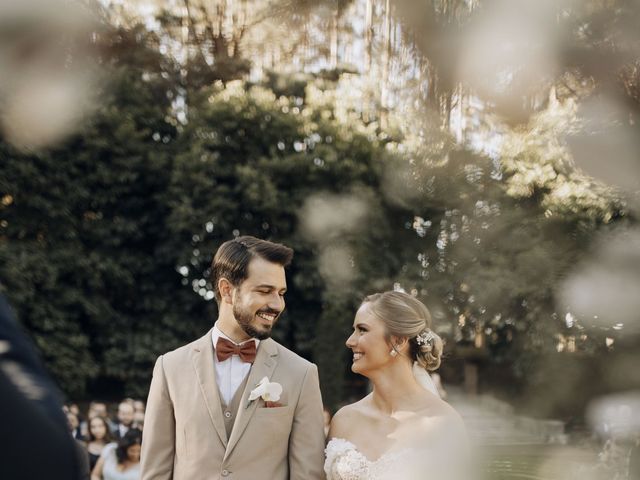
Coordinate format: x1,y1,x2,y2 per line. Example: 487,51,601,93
0,25,182,398
0,39,409,403
164,79,408,407
366,96,628,403
0,14,632,414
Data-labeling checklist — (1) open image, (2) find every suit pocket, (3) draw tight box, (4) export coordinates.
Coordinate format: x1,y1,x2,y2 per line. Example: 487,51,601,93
254,405,293,418
252,405,294,441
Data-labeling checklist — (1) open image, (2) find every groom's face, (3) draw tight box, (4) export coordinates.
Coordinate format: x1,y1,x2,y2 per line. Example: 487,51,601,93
231,257,287,340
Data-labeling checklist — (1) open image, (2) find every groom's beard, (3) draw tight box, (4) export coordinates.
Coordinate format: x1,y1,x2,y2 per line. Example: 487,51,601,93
233,302,279,340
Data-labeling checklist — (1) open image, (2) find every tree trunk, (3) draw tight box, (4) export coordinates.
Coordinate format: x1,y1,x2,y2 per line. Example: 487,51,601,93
330,8,339,68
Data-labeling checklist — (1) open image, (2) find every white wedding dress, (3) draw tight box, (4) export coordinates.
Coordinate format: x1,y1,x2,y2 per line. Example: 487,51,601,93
324,435,467,480
324,438,416,480
324,365,462,480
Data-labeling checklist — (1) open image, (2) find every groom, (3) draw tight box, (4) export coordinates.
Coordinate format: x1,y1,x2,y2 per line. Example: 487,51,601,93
141,236,326,480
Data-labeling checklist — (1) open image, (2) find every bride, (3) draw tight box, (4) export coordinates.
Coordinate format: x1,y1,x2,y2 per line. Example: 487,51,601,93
325,291,470,480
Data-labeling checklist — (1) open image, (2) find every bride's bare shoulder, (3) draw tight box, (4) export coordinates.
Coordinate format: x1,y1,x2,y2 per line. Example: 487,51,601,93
328,395,372,438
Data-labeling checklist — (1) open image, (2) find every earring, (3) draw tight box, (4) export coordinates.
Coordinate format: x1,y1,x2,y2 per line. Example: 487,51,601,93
389,349,398,357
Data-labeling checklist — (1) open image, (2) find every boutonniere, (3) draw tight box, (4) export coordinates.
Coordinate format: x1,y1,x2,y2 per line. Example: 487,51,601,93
247,376,282,408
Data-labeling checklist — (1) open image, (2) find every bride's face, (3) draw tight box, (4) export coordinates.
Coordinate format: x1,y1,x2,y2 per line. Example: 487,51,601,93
346,303,392,375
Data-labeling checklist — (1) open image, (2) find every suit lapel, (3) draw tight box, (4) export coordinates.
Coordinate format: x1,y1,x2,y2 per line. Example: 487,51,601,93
190,329,227,447
224,338,279,460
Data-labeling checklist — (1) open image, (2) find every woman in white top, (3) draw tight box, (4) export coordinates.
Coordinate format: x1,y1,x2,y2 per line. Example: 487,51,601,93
91,428,141,480
325,291,470,480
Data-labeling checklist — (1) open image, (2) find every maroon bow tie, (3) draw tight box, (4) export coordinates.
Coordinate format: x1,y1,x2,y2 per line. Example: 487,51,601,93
216,337,257,363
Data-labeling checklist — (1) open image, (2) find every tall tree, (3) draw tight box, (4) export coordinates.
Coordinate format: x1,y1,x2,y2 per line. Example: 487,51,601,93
0,24,180,398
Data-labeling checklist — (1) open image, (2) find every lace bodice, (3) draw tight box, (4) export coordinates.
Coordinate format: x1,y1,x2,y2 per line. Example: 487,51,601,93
324,438,415,480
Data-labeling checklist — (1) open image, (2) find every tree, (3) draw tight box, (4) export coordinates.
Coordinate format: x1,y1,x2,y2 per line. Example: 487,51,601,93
2,3,635,416
0,24,180,398
162,78,409,407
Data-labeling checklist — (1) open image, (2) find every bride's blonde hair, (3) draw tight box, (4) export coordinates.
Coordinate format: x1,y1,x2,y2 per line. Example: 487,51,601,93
362,291,443,371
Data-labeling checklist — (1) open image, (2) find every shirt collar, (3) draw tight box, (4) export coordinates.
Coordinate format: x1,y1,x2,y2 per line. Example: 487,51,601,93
212,322,260,349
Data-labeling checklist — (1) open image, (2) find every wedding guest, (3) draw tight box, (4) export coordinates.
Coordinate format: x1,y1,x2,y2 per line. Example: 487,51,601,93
0,294,69,427
86,416,114,471
91,428,141,480
1,369,81,479
112,401,135,439
90,402,109,419
69,403,82,418
133,400,145,415
81,401,110,438
132,410,144,431
68,410,85,440
132,400,145,430
0,293,83,479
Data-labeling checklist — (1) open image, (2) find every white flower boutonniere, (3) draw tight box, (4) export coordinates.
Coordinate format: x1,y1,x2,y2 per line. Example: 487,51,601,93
247,376,282,408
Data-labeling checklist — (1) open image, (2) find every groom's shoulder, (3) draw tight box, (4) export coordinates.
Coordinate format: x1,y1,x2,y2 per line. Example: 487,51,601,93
158,331,210,365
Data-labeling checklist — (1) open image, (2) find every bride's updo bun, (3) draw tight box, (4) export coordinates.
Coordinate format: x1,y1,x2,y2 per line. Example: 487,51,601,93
363,291,443,371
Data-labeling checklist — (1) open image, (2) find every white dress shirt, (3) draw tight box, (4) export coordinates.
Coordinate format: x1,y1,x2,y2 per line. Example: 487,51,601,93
118,423,129,439
211,323,260,405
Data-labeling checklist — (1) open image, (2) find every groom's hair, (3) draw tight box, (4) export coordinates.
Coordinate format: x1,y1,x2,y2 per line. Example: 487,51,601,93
211,236,293,304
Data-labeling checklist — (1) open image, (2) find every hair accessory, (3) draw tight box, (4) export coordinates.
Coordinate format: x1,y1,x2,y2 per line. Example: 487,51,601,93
415,330,436,352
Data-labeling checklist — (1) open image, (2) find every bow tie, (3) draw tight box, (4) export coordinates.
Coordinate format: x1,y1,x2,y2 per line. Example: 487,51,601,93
216,337,257,363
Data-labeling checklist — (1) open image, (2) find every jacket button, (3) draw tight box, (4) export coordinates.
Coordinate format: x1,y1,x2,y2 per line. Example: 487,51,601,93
224,411,232,418
221,469,229,476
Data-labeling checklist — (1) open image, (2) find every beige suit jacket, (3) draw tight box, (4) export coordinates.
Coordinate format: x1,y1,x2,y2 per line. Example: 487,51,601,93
140,329,326,480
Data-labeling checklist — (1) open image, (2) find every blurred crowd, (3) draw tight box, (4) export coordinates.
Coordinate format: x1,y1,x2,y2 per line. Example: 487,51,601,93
64,399,144,480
